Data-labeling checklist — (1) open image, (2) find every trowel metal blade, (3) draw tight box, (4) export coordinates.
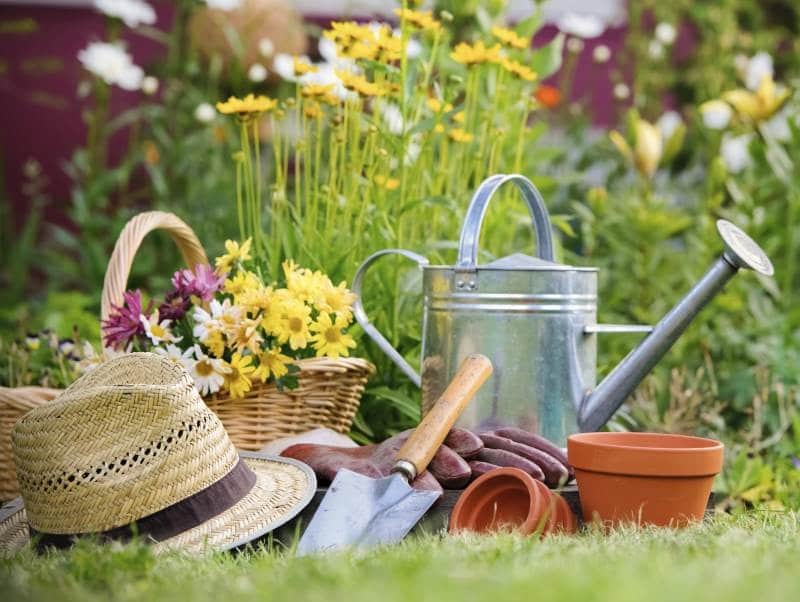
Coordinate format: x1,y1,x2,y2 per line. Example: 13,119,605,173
296,468,440,555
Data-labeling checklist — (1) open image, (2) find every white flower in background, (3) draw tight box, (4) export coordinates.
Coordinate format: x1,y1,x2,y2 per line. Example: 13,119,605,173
392,28,422,59
258,37,275,58
566,37,585,54
78,42,144,90
656,110,682,141
153,344,185,365
592,44,611,64
248,62,268,82
194,102,216,123
184,345,229,396
699,100,733,130
192,305,219,340
720,133,752,173
273,53,296,81
613,82,630,100
654,22,677,45
379,102,404,135
404,137,421,166
744,51,773,91
556,13,605,39
93,0,155,28
299,62,355,101
140,312,181,345
206,0,241,10
648,40,664,60
141,75,158,95
761,107,793,142
317,37,357,71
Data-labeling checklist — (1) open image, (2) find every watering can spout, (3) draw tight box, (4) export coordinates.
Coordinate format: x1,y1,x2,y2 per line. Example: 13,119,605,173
577,220,774,433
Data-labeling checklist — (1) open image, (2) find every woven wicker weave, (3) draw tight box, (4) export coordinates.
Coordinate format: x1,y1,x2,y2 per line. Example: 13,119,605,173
102,211,374,452
0,387,61,501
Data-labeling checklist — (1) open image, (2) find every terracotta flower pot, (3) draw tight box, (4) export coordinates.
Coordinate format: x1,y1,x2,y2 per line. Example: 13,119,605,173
449,467,576,536
567,432,724,528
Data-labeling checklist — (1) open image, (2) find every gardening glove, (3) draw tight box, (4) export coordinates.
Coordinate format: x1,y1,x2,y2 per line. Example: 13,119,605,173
280,428,481,494
466,427,574,488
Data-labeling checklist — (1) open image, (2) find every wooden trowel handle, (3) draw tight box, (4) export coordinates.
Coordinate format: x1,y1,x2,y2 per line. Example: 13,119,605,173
393,354,493,481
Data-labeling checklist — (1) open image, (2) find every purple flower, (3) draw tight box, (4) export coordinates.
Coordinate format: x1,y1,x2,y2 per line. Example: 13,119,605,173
171,264,224,302
102,289,152,350
792,456,800,470
158,290,191,322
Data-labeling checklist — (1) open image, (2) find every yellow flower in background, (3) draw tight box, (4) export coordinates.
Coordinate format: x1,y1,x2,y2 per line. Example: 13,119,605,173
426,97,453,113
453,110,465,124
215,238,252,272
434,123,445,133
448,128,474,143
303,101,323,119
500,57,537,82
324,20,370,45
204,330,226,358
491,26,529,50
451,41,502,65
374,174,400,190
346,41,379,61
224,270,261,298
216,94,277,116
609,117,668,179
310,313,357,358
394,8,442,34
374,28,403,62
283,260,332,303
335,70,387,97
301,83,339,106
253,347,292,382
293,56,318,76
222,352,255,398
274,300,312,350
722,74,791,123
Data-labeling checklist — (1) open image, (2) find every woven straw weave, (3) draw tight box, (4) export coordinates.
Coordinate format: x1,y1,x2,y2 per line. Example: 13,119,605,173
101,211,374,452
0,387,60,501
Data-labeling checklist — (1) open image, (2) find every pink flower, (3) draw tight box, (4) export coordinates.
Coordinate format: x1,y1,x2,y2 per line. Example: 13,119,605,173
171,264,224,302
102,289,152,350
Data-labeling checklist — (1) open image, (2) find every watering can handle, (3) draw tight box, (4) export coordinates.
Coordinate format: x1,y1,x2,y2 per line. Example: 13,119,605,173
352,249,429,387
456,173,555,268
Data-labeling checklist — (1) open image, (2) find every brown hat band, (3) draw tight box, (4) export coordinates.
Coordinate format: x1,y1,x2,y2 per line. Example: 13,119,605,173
30,459,256,551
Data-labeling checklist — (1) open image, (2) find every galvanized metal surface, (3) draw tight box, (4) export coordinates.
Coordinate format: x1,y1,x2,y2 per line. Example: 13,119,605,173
353,173,775,446
295,469,439,555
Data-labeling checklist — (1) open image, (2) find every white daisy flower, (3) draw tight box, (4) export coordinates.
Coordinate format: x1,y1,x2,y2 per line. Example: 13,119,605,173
78,42,144,90
184,345,229,396
192,305,219,340
258,37,275,58
654,22,677,45
194,102,216,123
592,44,611,64
153,343,185,366
209,298,242,336
140,312,181,345
93,0,156,28
248,63,268,82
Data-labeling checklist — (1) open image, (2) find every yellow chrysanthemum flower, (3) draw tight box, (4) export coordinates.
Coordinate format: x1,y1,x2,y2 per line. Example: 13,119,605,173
500,57,537,81
335,70,387,97
491,26,529,50
216,94,277,116
253,347,293,382
226,318,263,355
224,270,261,298
310,313,357,358
394,8,442,34
315,281,356,323
274,300,312,350
293,56,318,76
236,284,274,314
450,41,502,65
375,28,403,62
201,330,226,359
283,260,332,303
448,128,474,143
426,97,453,113
215,238,252,273
303,100,323,119
222,352,255,398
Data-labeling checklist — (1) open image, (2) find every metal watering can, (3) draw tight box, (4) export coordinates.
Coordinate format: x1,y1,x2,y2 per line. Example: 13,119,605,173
353,174,774,445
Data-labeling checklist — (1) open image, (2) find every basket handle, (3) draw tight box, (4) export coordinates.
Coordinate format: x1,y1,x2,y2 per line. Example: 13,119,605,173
100,211,209,322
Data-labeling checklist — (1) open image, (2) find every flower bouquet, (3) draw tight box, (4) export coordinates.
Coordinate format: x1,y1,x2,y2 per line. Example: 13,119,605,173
99,211,373,450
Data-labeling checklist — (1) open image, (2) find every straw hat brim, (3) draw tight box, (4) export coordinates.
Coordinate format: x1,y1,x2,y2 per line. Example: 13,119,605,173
0,452,316,556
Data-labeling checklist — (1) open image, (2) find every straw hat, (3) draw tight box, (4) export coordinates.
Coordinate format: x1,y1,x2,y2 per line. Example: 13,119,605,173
0,353,315,555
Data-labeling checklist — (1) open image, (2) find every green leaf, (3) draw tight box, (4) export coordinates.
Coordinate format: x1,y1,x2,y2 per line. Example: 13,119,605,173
529,33,564,79
514,12,542,39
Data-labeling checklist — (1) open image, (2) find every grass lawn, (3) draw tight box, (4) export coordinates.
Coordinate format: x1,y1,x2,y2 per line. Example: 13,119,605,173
2,512,798,601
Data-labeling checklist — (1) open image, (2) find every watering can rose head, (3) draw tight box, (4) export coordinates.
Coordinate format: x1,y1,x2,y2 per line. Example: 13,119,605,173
353,174,774,444
101,240,357,398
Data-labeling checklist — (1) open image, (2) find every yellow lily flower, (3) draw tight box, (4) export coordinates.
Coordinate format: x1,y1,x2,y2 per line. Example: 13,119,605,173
609,115,669,179
722,74,791,123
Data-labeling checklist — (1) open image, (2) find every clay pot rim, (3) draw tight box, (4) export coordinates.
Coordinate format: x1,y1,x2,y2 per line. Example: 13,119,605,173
449,467,548,535
568,432,724,477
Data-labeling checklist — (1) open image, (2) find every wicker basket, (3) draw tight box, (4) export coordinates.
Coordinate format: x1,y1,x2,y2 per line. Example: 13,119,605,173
101,211,375,451
0,386,61,501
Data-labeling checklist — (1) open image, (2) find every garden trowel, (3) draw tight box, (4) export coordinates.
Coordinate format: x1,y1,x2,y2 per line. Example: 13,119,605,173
296,354,493,555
